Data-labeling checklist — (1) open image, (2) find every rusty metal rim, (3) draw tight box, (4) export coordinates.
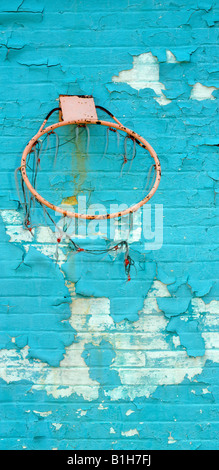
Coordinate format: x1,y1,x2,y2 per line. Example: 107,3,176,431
20,119,161,220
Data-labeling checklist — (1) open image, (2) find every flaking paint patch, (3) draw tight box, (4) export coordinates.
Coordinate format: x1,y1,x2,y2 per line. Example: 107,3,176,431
0,282,218,402
1,208,142,258
112,52,171,105
0,344,99,401
0,210,218,401
0,210,66,265
98,403,108,410
33,410,52,417
166,50,179,63
110,427,116,434
52,423,63,430
190,82,218,101
121,428,139,437
76,409,88,417
168,432,177,444
113,210,142,243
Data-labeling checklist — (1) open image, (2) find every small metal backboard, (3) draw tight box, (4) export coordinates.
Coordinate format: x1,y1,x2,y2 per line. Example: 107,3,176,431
59,95,98,121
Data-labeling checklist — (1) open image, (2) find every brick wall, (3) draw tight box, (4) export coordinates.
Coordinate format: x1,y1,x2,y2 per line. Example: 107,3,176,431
0,0,218,450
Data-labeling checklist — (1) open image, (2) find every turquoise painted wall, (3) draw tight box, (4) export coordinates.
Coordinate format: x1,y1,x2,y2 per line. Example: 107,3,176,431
0,0,219,450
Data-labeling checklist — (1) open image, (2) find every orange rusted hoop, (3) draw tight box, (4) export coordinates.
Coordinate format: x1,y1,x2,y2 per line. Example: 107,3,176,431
21,119,161,220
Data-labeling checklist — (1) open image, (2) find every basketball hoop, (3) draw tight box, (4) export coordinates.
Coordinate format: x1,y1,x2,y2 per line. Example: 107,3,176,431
20,95,161,220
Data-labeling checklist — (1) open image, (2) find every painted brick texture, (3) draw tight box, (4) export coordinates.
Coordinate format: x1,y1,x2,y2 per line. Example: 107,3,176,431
0,0,218,450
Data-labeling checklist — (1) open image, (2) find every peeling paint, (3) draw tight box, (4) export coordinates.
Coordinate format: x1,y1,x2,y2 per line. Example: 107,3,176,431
112,52,171,105
168,432,177,444
166,50,179,64
121,428,139,437
109,427,116,434
0,283,218,404
190,82,218,101
0,0,218,451
33,410,52,417
52,423,63,430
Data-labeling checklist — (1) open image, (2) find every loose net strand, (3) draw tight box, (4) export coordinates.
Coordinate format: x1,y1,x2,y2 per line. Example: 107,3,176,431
100,127,109,162
53,131,60,168
75,125,79,144
128,138,136,173
116,130,120,150
14,167,23,206
144,163,156,191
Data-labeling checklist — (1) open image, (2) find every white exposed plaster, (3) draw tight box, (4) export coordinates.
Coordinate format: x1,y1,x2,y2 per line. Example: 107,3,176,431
172,335,181,348
166,50,179,63
112,52,171,106
3,224,33,242
113,211,142,243
190,82,218,101
52,423,63,430
76,409,87,417
35,226,57,243
0,209,141,261
33,410,52,417
0,285,218,402
192,298,219,316
168,432,177,444
121,428,139,437
0,210,23,224
110,427,116,434
0,210,67,265
1,208,219,403
126,409,135,416
98,403,108,410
